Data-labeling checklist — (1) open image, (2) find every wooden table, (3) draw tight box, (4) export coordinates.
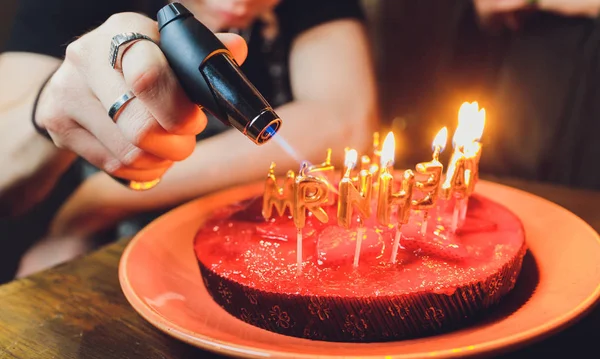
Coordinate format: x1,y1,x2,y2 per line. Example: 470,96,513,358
1,177,599,358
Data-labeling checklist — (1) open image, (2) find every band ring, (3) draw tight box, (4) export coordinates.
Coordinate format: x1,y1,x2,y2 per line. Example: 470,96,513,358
108,90,136,121
109,32,155,71
107,91,161,191
110,175,162,191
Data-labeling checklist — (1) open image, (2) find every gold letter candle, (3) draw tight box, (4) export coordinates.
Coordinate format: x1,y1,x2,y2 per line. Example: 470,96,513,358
337,150,373,228
294,162,330,269
294,162,330,229
441,102,486,233
338,149,373,268
307,148,336,206
262,162,296,220
374,132,416,263
413,127,448,235
385,170,416,264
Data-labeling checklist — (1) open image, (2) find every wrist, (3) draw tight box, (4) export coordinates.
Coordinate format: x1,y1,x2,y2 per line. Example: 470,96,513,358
31,70,56,140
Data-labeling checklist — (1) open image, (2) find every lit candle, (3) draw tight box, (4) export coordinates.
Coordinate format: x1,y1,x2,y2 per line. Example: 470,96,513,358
360,155,372,172
375,132,415,264
463,105,485,198
412,127,448,236
376,132,398,224
262,162,329,270
294,162,330,269
455,102,485,225
337,149,373,268
343,147,359,185
441,102,485,233
441,138,467,233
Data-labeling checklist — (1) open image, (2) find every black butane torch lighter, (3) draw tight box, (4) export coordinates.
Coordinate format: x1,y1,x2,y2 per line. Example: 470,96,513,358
113,2,282,190
157,2,282,144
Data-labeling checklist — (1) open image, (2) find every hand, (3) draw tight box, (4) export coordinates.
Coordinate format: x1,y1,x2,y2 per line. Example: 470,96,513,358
35,12,248,182
474,0,600,30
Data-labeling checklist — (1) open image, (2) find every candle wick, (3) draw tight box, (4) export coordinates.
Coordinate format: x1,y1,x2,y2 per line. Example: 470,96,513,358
433,146,441,161
344,167,352,178
380,159,392,169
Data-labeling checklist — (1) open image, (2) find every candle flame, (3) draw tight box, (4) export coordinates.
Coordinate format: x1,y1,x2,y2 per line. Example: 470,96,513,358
432,127,448,152
344,149,358,169
472,108,486,141
380,131,395,167
454,102,486,147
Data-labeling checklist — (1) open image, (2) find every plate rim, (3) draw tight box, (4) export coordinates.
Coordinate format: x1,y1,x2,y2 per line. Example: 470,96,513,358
118,180,600,359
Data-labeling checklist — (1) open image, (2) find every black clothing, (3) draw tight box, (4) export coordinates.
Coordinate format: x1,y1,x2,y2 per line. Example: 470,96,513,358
0,0,365,283
4,0,364,110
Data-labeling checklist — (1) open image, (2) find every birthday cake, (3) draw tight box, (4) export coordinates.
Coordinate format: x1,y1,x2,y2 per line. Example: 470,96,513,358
193,103,527,342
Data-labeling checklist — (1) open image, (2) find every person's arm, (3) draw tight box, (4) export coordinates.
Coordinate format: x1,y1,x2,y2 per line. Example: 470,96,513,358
0,53,76,216
0,0,155,217
474,0,600,31
49,18,378,237
0,1,248,218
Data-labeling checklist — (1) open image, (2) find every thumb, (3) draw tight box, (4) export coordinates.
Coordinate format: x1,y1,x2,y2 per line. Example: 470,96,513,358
216,33,249,65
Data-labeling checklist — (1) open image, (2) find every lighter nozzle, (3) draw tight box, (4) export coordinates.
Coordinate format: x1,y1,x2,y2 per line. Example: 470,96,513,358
157,2,283,146
246,110,281,144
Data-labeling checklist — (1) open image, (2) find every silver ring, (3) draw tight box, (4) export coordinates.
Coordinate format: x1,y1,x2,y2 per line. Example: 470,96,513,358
108,90,136,121
109,32,155,71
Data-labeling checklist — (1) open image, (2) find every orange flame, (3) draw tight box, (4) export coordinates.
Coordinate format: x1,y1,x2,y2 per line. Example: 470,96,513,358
454,102,486,147
344,149,358,169
380,131,395,167
432,127,448,152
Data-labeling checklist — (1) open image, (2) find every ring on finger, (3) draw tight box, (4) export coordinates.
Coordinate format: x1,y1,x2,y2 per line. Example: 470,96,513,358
108,32,162,191
109,32,155,71
108,90,136,122
107,91,162,191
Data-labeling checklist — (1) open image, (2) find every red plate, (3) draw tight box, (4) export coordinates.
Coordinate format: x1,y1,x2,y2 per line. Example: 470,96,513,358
119,180,600,358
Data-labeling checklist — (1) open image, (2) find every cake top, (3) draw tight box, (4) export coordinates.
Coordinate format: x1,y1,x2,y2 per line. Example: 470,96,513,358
194,101,529,297
194,192,526,297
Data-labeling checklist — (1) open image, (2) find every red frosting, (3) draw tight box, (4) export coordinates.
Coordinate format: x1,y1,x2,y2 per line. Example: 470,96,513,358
194,195,525,298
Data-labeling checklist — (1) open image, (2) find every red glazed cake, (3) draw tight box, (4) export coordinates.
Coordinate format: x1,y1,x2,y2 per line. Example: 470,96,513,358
193,181,527,342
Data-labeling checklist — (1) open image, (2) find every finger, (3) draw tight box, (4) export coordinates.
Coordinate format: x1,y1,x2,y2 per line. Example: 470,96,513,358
121,39,208,135
216,33,248,65
112,98,198,161
48,125,167,182
69,94,174,170
70,45,197,161
111,163,172,182
66,13,197,161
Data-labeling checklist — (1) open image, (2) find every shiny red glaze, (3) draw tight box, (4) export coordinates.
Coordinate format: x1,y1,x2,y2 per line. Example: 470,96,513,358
194,193,525,298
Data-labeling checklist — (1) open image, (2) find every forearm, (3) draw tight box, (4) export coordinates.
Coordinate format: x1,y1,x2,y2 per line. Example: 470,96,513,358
0,53,76,217
68,99,373,210
49,98,374,237
49,18,378,236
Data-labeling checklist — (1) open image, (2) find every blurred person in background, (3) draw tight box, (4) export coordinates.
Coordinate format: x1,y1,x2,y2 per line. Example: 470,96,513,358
463,0,600,189
0,0,377,280
395,0,600,191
